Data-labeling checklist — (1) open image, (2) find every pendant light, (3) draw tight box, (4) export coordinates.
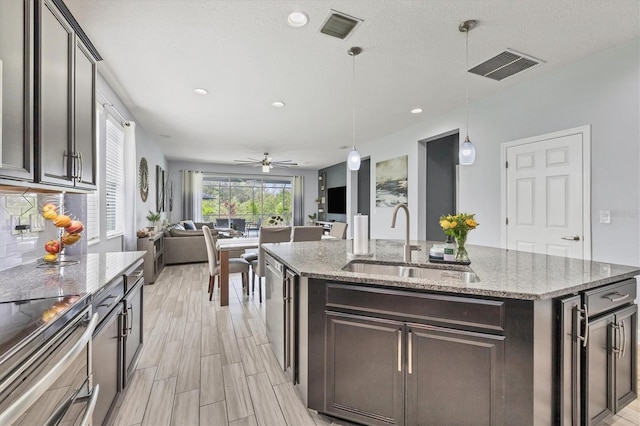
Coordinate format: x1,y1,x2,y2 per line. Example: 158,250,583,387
459,20,477,165
347,47,362,171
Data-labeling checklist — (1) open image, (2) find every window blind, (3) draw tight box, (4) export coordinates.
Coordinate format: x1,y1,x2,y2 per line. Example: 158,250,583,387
105,115,125,237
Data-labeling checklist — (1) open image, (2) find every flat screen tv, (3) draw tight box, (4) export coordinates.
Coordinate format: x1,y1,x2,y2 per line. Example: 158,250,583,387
327,186,347,214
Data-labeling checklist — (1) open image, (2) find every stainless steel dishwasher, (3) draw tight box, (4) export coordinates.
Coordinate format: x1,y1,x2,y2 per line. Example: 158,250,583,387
264,252,285,370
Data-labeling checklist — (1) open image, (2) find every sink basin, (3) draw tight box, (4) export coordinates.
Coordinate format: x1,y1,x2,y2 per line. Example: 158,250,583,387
342,261,478,283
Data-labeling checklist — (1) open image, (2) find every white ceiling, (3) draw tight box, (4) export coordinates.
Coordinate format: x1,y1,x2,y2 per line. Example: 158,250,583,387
64,0,639,169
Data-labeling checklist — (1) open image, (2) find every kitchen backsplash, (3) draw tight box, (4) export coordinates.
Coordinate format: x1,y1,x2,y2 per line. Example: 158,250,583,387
0,190,86,271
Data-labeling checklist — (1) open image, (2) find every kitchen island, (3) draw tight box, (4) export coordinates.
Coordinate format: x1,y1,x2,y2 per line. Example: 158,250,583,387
262,240,640,425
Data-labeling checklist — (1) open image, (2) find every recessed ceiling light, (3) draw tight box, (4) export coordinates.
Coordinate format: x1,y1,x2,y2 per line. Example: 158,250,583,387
159,134,172,139
338,145,349,150
194,88,209,95
287,11,309,27
411,108,423,114
272,101,286,108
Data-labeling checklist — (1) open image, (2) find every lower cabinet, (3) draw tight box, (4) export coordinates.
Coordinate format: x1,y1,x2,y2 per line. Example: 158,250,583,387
556,278,637,425
325,313,404,425
585,305,637,425
325,311,505,425
406,324,504,425
123,279,144,388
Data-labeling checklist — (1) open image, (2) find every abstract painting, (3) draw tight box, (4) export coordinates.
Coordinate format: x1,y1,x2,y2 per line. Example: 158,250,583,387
376,155,408,207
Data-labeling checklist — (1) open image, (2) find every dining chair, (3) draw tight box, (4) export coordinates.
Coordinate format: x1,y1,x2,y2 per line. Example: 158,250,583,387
247,226,292,302
329,222,348,239
202,226,250,301
291,225,324,242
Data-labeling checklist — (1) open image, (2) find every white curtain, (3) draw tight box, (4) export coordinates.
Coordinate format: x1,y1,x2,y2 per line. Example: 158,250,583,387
124,121,137,250
182,170,203,222
292,176,304,226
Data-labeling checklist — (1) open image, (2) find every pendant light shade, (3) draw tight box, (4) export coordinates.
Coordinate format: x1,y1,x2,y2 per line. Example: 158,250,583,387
459,20,477,166
347,149,361,170
459,135,476,165
347,47,362,171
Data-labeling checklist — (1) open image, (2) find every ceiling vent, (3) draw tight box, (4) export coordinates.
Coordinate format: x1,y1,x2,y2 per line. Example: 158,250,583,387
469,49,543,81
319,10,362,40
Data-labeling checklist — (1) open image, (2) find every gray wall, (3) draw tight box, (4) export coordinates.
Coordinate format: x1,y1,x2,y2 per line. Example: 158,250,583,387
358,38,639,266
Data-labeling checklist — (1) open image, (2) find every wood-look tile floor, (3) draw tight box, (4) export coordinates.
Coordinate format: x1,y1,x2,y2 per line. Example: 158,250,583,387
106,263,351,426
106,263,640,426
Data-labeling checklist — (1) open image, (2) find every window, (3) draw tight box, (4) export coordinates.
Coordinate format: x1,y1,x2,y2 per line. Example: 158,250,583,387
105,115,125,237
201,176,292,225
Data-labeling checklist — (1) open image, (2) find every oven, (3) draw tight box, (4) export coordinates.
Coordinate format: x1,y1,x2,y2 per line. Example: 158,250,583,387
0,296,99,425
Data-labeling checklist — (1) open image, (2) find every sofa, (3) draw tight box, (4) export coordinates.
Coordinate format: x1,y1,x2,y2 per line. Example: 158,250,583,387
163,227,210,265
162,221,242,265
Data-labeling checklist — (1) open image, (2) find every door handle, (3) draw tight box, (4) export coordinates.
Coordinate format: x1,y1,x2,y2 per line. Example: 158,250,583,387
561,235,580,241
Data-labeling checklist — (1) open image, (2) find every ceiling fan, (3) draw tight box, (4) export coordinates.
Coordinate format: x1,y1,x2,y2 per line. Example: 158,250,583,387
234,152,298,172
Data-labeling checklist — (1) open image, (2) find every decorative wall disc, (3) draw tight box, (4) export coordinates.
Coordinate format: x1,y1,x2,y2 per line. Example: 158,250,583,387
139,157,149,201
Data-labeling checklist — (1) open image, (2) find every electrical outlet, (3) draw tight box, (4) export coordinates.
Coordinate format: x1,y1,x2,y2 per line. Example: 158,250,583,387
10,215,20,235
599,210,611,224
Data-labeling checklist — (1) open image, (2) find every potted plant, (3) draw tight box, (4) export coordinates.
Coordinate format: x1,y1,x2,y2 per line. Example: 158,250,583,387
307,212,317,226
146,211,161,233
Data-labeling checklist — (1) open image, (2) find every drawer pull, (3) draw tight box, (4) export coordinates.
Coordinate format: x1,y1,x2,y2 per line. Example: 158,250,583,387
603,292,629,303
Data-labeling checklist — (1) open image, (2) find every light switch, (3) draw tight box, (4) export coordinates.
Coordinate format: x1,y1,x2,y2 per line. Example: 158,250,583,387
599,210,611,224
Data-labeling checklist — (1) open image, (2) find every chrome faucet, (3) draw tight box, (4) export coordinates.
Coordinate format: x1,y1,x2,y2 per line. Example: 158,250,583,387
391,203,412,262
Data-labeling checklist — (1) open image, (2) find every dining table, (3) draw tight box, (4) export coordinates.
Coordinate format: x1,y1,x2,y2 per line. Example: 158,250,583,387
216,237,259,306
215,234,337,306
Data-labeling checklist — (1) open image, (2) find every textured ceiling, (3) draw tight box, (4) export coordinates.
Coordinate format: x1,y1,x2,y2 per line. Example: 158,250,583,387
64,0,640,169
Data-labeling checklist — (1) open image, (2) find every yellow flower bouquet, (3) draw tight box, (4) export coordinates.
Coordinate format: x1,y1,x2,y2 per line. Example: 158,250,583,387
439,213,479,262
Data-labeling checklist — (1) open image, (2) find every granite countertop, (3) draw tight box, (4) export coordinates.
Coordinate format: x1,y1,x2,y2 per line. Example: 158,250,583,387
0,251,146,303
262,240,640,300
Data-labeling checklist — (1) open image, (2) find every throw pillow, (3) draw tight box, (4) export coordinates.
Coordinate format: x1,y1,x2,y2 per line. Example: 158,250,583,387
181,220,196,230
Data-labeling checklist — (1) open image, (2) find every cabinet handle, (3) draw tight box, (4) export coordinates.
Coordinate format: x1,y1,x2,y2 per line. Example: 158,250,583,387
77,151,84,182
620,320,627,359
604,292,629,303
397,330,402,372
98,295,118,309
127,304,134,334
612,322,622,358
408,330,413,375
577,304,589,347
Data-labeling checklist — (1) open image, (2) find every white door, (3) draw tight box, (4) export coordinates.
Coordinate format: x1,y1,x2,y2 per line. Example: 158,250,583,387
503,127,590,259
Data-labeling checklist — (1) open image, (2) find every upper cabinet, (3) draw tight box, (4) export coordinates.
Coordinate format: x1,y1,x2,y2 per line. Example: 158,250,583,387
0,0,35,181
0,0,100,191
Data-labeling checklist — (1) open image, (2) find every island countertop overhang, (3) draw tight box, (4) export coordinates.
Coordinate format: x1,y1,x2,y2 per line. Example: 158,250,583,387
262,239,640,300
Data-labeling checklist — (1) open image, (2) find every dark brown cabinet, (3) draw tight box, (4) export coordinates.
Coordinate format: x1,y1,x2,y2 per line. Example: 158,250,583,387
321,284,506,425
0,0,98,191
556,278,637,425
405,323,504,425
585,305,637,425
325,312,404,425
37,0,96,189
0,0,34,181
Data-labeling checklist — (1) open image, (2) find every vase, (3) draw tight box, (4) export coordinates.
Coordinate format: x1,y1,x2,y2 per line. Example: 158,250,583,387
455,234,469,262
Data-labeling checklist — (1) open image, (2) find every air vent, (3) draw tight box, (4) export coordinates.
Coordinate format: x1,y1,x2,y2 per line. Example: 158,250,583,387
320,10,362,39
469,49,542,81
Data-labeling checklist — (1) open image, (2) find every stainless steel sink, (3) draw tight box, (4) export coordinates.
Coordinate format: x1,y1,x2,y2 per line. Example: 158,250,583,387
342,261,478,283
